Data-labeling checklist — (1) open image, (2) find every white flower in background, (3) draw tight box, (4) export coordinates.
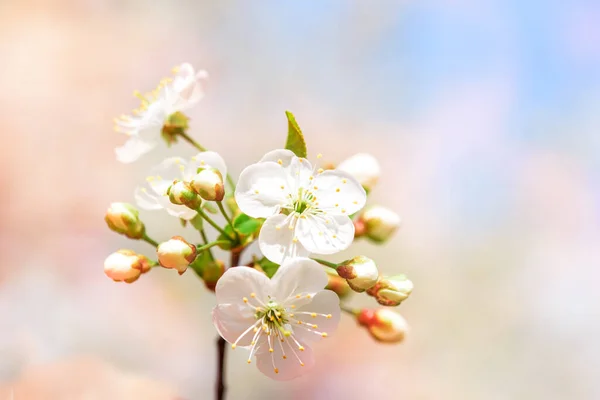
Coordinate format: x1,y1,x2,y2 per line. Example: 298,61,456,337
336,153,381,191
212,258,340,380
114,63,208,163
134,151,226,220
359,205,402,243
235,149,367,264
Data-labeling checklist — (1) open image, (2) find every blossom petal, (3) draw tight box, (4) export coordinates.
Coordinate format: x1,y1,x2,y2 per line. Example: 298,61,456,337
115,137,157,163
212,304,258,347
270,258,328,302
187,151,227,181
215,266,271,306
235,162,289,218
297,214,355,255
147,157,188,195
292,290,341,344
259,149,296,167
256,337,315,381
134,187,163,210
312,170,366,215
258,215,310,264
164,203,198,220
336,153,381,189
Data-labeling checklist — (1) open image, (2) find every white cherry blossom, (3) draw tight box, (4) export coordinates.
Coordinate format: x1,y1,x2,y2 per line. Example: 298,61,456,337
134,151,226,220
114,63,208,163
235,149,367,264
212,258,341,380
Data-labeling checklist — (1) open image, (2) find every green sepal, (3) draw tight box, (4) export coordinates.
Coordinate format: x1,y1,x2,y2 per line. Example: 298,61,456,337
190,214,204,231
284,111,307,157
189,250,212,276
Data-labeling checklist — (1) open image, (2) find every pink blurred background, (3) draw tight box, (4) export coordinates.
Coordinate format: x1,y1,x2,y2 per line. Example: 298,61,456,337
1,0,599,398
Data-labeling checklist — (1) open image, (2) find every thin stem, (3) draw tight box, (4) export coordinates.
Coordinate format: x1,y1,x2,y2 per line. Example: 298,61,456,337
312,258,338,269
178,130,207,152
196,208,235,241
216,336,226,400
217,201,239,243
340,304,360,316
197,241,229,253
142,233,159,248
198,227,215,261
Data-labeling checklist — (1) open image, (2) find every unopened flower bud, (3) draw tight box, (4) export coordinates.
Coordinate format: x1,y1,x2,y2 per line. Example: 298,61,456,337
367,275,413,306
336,256,379,292
167,180,202,209
336,153,381,191
359,206,401,243
202,259,225,291
357,308,409,343
191,168,225,201
324,267,351,298
104,202,145,239
104,249,151,283
157,236,197,274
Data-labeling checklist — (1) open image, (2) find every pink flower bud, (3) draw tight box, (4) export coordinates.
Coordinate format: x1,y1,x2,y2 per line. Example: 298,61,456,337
357,308,409,343
156,236,197,275
105,203,144,239
191,168,225,201
367,275,413,306
359,206,401,243
336,256,379,292
104,250,151,283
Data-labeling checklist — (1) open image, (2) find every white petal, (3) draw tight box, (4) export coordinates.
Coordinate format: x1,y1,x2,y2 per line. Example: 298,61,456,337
292,291,341,343
164,203,198,220
297,214,355,255
215,266,271,305
212,304,257,346
134,186,163,210
312,170,366,215
337,153,381,189
259,149,296,167
115,137,156,163
258,215,310,264
285,156,314,194
256,337,314,381
235,162,289,218
271,258,328,302
187,151,227,181
147,157,188,195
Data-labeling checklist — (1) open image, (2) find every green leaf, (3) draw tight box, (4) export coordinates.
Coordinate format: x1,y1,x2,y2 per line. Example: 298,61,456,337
189,250,212,276
190,214,204,231
233,213,263,236
257,257,280,278
284,111,307,158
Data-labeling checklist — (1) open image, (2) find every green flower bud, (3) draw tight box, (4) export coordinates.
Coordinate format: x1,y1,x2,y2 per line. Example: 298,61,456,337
191,168,225,201
359,206,401,243
157,236,197,275
367,275,413,306
104,202,145,239
104,249,151,283
336,256,379,292
167,180,202,209
202,259,225,291
357,308,409,343
161,111,189,146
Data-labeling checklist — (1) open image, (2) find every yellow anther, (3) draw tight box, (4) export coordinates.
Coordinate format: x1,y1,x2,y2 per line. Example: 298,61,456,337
341,209,346,214
284,330,291,337
333,235,337,239
288,225,294,230
283,355,287,359
253,327,258,333
342,179,347,184
280,185,285,190
299,346,305,351
298,158,304,163
231,344,237,349
269,348,274,353
275,225,281,230
353,201,358,204
306,294,311,298
297,320,303,325
318,232,323,236
314,186,318,190
269,316,274,321
200,160,206,165
326,314,332,319
335,203,339,207
254,190,259,194
309,176,314,180
251,340,256,345
146,176,155,182
291,305,296,309
318,168,324,173
250,292,256,298
288,313,294,317
179,164,185,171
243,297,248,303
336,188,341,192
292,237,298,243
277,159,283,165
321,333,328,338
300,362,305,366
311,313,317,318
247,359,252,364
296,294,301,299
317,153,323,159
274,368,279,374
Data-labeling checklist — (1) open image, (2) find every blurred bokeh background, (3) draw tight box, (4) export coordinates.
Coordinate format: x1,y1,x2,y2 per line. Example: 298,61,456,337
1,0,599,398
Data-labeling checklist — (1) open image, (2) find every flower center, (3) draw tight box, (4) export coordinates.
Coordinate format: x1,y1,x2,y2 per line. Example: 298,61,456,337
256,300,289,331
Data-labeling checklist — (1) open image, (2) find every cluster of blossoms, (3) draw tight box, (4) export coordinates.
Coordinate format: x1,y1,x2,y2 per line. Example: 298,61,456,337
104,63,413,392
